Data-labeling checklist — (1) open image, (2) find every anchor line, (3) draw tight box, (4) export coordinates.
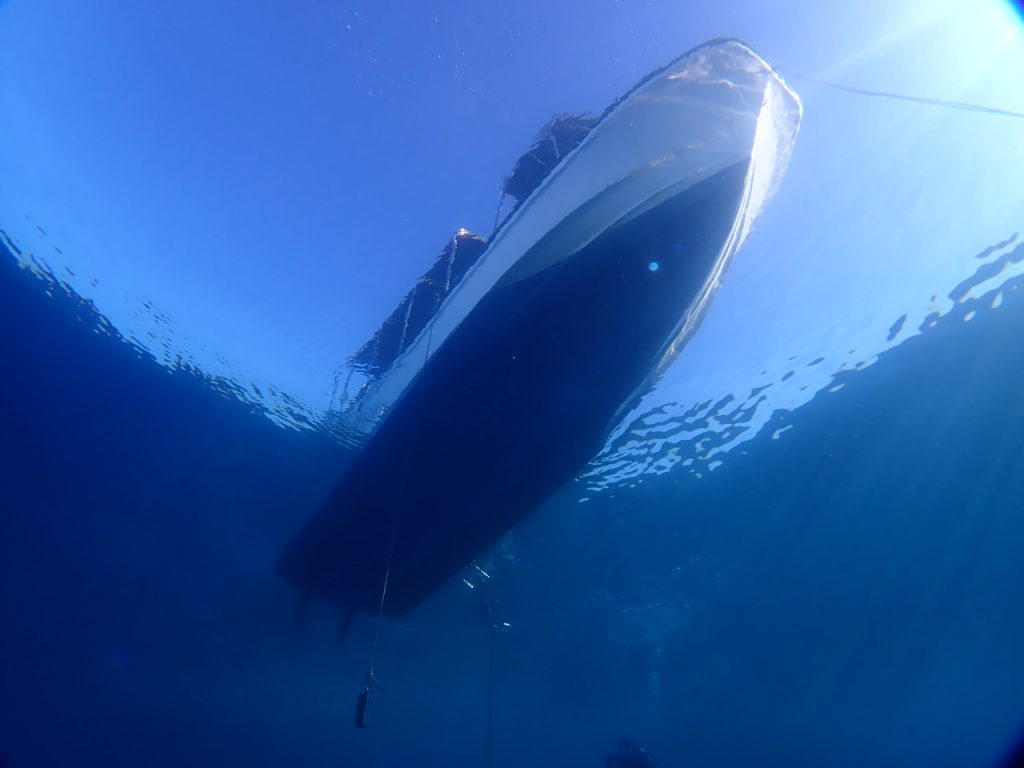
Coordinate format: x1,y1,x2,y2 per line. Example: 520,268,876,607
363,318,438,703
780,68,1024,120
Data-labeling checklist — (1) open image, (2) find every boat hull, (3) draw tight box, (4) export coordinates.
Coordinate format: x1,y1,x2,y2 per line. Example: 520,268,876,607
278,39,801,617
279,159,749,616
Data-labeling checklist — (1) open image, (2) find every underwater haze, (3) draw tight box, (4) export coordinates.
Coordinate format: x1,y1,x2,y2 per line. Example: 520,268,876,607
2,1,1024,767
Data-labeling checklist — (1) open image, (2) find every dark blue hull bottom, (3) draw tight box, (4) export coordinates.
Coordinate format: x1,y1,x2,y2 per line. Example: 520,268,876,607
279,159,749,616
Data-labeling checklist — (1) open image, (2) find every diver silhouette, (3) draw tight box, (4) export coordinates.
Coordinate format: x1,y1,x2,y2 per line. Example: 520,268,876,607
605,739,656,768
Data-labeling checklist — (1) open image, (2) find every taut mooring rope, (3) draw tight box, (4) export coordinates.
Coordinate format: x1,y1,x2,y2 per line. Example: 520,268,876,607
781,68,1024,120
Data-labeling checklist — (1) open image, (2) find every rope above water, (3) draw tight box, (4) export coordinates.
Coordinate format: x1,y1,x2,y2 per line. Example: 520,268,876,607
782,69,1024,120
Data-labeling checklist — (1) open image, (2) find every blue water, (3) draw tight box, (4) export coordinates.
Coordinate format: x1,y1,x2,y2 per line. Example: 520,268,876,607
4,223,1024,768
3,3,1024,767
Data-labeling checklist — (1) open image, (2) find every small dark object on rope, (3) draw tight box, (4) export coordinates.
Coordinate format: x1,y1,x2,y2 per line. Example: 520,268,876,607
354,537,396,729
354,669,383,728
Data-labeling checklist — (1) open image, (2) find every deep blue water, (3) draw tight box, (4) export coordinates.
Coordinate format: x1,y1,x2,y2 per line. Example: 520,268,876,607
2,4,1024,766
2,225,1023,766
